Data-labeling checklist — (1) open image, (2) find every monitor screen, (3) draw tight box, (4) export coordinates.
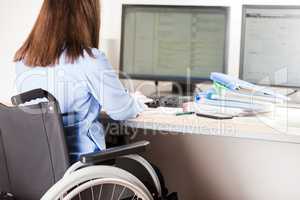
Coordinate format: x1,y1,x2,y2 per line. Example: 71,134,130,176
120,5,229,82
240,5,300,88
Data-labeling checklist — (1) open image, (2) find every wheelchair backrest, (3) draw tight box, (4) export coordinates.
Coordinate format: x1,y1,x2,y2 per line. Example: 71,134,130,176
0,91,69,200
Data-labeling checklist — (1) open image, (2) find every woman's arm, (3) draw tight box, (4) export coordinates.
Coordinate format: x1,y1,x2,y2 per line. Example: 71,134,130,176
84,50,145,121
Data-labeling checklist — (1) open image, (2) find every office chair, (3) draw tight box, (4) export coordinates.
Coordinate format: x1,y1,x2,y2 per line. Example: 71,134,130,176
0,89,176,200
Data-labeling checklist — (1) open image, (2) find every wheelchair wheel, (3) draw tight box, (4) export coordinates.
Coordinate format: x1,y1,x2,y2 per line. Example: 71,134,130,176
41,166,154,200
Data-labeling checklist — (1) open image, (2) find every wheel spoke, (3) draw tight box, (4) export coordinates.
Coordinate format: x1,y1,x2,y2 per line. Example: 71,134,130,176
97,185,103,200
110,184,116,200
91,186,95,200
131,194,136,200
54,178,147,200
117,186,126,200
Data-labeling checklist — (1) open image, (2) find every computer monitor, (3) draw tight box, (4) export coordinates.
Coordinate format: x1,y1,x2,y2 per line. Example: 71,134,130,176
120,5,229,87
240,5,300,88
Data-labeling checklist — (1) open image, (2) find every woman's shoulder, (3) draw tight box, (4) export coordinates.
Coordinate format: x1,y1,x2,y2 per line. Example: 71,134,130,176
15,48,112,74
86,48,107,62
90,48,104,57
15,60,42,74
82,48,112,71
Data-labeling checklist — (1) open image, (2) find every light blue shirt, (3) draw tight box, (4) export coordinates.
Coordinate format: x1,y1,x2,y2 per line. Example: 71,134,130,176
15,48,144,162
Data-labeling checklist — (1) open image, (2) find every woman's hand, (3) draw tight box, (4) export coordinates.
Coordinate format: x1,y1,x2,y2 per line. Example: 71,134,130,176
131,91,153,103
131,91,153,112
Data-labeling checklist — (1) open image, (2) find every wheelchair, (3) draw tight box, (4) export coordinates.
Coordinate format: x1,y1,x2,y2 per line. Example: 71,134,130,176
0,89,177,200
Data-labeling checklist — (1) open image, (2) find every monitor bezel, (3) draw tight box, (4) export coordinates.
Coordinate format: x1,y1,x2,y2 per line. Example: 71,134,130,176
119,4,230,83
240,4,300,88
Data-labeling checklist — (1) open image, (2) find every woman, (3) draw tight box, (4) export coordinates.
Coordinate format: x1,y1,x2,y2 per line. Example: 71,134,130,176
14,0,145,163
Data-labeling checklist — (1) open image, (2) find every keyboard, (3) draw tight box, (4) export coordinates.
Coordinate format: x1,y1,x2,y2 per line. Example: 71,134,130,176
146,95,193,108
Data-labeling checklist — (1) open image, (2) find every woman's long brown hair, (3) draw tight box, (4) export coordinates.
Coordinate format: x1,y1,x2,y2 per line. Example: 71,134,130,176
14,0,100,67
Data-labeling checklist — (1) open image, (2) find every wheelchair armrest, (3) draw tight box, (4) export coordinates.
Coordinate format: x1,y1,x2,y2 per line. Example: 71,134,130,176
80,141,150,164
11,89,57,106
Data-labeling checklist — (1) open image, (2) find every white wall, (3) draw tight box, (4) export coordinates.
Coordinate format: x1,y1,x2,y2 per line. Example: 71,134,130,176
1,0,300,100
0,0,43,101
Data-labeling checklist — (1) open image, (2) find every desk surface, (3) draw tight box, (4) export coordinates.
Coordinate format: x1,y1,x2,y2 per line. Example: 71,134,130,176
3,82,300,144
123,106,300,144
119,80,300,143
3,99,300,144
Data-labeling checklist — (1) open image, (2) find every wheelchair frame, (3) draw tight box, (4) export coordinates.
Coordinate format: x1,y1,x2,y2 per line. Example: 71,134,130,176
1,89,166,200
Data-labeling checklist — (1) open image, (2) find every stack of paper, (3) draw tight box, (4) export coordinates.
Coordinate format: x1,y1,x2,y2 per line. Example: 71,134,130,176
184,99,273,117
211,89,285,105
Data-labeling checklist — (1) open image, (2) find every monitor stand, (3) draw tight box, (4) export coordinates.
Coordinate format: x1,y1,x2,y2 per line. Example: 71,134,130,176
171,82,196,96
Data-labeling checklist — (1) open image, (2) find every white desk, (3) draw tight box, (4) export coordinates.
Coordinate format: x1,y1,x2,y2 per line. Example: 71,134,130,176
121,104,300,200
123,106,300,144
118,80,300,143
3,83,300,144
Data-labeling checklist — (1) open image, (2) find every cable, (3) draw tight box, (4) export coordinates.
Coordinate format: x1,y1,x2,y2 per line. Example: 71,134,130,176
154,81,159,96
286,89,298,97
